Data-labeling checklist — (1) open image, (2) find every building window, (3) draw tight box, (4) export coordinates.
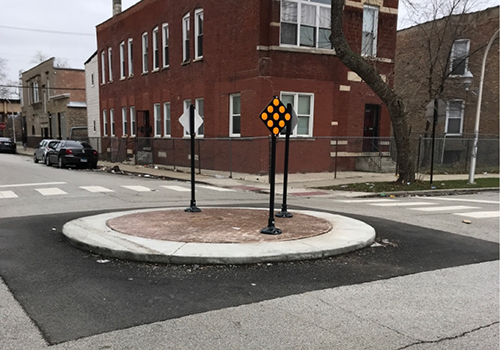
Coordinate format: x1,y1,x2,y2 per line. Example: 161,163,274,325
183,99,192,136
119,41,126,79
362,5,379,56
103,109,108,136
183,13,190,62
110,109,115,136
93,119,96,133
280,0,331,49
108,47,113,82
195,98,204,136
450,39,470,75
195,9,203,59
32,81,39,103
154,103,161,137
230,94,241,137
162,23,169,68
153,27,159,71
91,73,95,87
128,38,134,76
164,102,171,137
142,32,149,73
101,50,106,84
122,107,128,136
446,100,464,135
281,92,314,137
130,106,136,136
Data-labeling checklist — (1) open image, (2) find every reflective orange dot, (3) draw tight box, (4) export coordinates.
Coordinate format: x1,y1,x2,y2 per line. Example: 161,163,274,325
273,127,279,135
261,112,268,120
279,120,285,128
273,113,279,120
279,106,285,113
273,98,279,106
285,113,291,120
267,105,274,113
267,120,274,128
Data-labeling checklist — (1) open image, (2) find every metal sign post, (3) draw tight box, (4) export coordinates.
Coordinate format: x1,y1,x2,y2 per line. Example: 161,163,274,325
259,96,291,235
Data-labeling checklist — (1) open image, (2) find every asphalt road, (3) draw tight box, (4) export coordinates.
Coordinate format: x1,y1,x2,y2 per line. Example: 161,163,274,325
0,153,498,349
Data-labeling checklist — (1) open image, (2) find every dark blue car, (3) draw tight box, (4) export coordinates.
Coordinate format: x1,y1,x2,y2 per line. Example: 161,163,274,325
46,140,98,169
0,137,16,154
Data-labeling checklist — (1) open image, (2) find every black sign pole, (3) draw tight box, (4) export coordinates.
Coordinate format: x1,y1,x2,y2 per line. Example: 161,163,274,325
276,103,293,218
186,104,201,212
261,133,281,234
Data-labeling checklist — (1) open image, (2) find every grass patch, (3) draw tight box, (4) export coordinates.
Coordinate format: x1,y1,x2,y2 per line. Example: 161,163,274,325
319,177,499,193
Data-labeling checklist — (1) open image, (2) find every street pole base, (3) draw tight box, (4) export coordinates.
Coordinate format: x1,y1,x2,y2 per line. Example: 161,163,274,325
276,211,293,218
260,226,282,235
185,206,202,213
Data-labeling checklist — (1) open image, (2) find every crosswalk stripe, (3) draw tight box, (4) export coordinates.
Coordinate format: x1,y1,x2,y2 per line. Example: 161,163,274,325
79,186,114,193
122,185,152,192
454,211,500,219
410,205,479,212
197,185,235,192
0,191,18,199
424,197,500,204
36,188,68,196
370,202,434,207
161,185,191,192
338,199,401,203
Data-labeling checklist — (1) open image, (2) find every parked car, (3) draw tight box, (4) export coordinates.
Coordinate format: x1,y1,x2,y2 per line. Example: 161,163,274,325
0,137,16,154
46,140,98,169
34,139,60,164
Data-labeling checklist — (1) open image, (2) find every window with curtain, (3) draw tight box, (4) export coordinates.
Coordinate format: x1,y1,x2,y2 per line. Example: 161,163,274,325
103,109,108,136
154,103,161,136
162,24,169,68
195,9,203,59
108,48,113,82
122,107,128,136
280,0,331,49
362,5,379,56
163,103,171,137
153,27,159,71
110,109,115,136
119,41,125,79
280,92,314,137
183,13,190,62
230,94,241,137
130,106,136,136
450,39,470,75
128,39,133,77
142,32,149,73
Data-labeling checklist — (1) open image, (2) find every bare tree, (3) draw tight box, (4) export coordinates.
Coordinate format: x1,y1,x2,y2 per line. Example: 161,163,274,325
30,51,69,68
330,0,415,183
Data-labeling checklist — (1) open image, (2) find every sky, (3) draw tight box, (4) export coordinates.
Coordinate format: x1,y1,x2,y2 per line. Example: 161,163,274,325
0,0,497,85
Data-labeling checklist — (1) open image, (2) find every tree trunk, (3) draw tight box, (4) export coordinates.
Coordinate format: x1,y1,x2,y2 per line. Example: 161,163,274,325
330,0,415,182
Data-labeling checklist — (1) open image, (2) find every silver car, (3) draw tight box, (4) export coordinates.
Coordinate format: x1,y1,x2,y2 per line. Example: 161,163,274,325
34,139,60,164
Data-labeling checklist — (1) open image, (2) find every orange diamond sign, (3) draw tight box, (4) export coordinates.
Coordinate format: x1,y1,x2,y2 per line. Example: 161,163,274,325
260,97,291,136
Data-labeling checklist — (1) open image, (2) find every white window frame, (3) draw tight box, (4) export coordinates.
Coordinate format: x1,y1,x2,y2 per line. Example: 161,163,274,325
194,9,203,59
362,4,379,57
450,39,470,76
127,38,134,77
163,102,171,137
280,92,314,137
119,41,126,79
195,98,204,137
103,109,108,136
130,106,136,136
162,23,170,68
122,107,128,136
142,32,149,73
280,0,332,49
154,103,161,137
445,99,464,135
110,109,115,136
100,50,106,84
229,93,241,137
183,13,190,62
152,26,160,71
108,47,113,82
183,99,192,136
32,81,39,103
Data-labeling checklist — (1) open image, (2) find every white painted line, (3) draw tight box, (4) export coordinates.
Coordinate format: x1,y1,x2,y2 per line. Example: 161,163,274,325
122,185,152,192
0,191,18,199
424,197,500,204
161,185,191,192
197,185,235,192
36,188,68,196
454,211,500,219
338,199,401,203
80,186,115,193
0,182,67,188
370,202,434,207
410,205,479,212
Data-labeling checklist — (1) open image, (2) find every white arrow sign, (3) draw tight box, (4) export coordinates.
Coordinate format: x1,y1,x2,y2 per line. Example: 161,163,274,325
179,106,204,135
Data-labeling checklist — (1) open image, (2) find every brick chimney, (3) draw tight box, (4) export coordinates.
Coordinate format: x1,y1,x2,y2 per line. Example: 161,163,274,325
113,0,122,16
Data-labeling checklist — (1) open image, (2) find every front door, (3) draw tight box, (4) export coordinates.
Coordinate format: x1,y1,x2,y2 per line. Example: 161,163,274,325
363,104,380,152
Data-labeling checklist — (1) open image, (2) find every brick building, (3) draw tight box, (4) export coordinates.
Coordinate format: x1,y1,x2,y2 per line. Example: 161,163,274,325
96,0,399,173
0,98,21,140
395,7,499,165
21,58,88,147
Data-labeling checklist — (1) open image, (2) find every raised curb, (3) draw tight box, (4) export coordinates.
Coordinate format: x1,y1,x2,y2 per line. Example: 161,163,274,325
62,207,376,264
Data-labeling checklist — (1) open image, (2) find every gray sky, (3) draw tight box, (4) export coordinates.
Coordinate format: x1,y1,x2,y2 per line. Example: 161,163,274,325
0,0,497,85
